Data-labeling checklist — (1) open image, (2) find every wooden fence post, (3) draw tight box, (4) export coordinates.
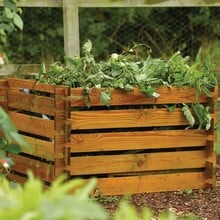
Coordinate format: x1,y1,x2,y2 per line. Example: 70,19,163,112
63,0,80,57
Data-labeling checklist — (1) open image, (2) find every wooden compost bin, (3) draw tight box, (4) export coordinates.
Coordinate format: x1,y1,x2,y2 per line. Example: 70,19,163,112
0,78,218,195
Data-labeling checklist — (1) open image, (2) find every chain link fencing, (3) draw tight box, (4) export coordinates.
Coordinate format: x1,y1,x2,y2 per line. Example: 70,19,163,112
2,7,220,73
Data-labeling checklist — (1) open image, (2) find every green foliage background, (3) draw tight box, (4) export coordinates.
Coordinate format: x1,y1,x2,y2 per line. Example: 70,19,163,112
1,7,219,67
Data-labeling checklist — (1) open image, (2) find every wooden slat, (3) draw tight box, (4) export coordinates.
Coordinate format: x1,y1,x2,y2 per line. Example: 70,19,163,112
0,79,7,86
7,173,28,184
71,108,189,130
7,78,55,94
69,129,210,153
69,150,208,175
76,0,220,7
22,135,63,160
96,172,209,196
8,90,55,115
70,86,209,107
0,90,7,97
1,0,219,8
8,153,56,182
9,111,54,138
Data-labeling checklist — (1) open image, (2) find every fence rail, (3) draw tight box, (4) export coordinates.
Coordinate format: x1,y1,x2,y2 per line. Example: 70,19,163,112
1,0,220,7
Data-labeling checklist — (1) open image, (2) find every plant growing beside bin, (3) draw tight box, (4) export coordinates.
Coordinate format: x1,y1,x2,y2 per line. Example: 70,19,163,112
0,41,218,195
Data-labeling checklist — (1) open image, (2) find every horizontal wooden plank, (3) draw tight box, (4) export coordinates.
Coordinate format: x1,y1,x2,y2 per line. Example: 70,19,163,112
0,79,8,86
8,153,56,182
8,90,55,116
68,150,208,175
69,129,210,153
95,172,210,196
0,0,219,8
76,0,220,7
0,90,7,96
8,90,54,113
22,135,64,160
7,78,55,94
9,111,54,138
71,108,190,130
7,173,28,184
0,0,62,7
0,96,7,104
70,86,209,107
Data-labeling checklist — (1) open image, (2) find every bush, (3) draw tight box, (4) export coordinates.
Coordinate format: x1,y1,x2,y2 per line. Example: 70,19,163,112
0,106,31,176
0,172,200,220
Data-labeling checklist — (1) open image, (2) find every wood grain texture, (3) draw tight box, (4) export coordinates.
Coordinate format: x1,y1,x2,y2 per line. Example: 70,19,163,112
1,0,219,7
0,79,8,110
7,78,55,93
9,111,54,138
71,108,189,130
76,0,220,7
69,129,210,152
7,173,28,184
8,153,55,182
8,90,55,115
0,79,8,89
22,135,62,160
69,150,208,175
96,172,208,196
70,86,209,107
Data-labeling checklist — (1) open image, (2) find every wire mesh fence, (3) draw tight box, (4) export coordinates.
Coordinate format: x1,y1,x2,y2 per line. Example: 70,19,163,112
2,6,220,72
79,7,219,65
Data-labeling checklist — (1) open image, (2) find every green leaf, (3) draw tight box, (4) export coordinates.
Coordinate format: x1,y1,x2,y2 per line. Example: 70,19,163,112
202,86,212,97
204,107,212,130
4,8,14,19
192,104,205,129
140,87,156,98
5,143,21,154
4,0,16,11
83,39,92,53
192,104,212,130
158,210,177,220
166,105,176,112
114,201,139,220
10,132,31,151
13,13,23,30
0,107,32,152
142,207,154,219
0,150,6,158
100,90,111,107
182,104,195,127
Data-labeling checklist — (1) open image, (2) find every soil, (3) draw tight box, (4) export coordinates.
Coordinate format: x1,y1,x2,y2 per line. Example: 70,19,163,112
102,155,220,220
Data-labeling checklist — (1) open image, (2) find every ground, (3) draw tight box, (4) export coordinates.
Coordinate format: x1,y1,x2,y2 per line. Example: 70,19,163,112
102,155,220,220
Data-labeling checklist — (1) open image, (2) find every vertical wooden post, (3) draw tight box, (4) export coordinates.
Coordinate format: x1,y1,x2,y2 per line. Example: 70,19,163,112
0,79,8,112
63,0,80,57
205,85,218,186
54,85,71,177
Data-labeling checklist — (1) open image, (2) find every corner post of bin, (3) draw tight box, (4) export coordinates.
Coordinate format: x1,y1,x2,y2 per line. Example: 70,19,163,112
54,85,71,177
0,78,9,112
205,84,218,186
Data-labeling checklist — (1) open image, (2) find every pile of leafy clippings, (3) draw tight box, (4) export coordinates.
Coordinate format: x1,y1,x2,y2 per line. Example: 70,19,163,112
36,40,217,130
